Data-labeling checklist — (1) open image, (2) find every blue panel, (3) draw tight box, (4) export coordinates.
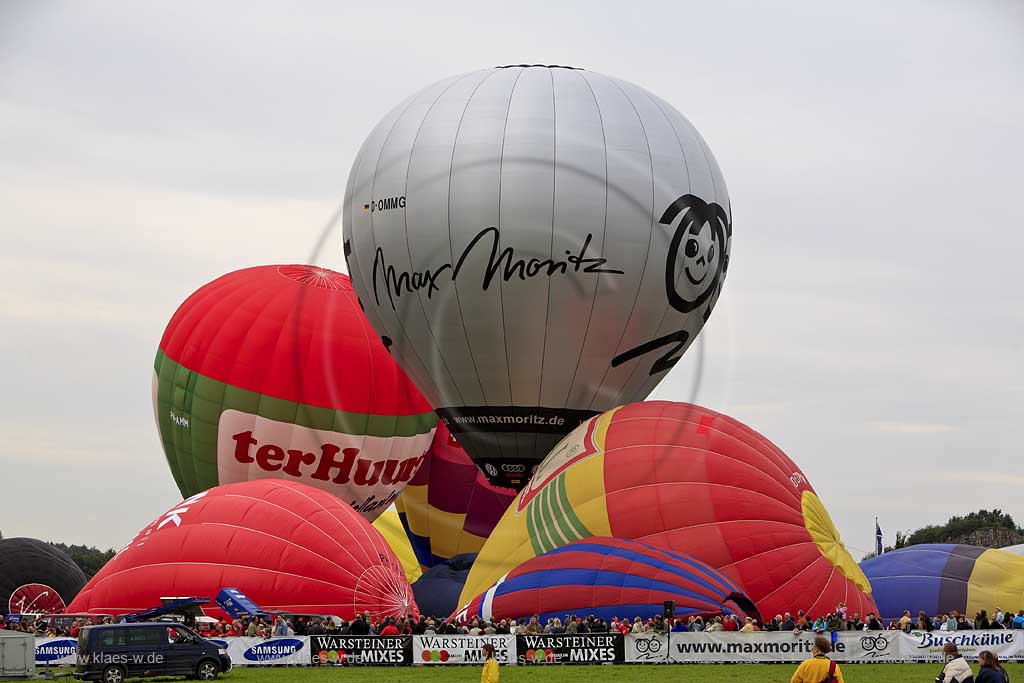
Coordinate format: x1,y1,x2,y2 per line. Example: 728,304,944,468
540,543,733,597
495,568,722,609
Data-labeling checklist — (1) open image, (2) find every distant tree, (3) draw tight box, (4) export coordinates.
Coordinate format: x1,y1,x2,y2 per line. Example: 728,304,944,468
904,509,1020,546
48,542,116,579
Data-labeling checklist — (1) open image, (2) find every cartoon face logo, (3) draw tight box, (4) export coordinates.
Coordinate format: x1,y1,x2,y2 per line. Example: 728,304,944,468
663,194,731,314
610,194,731,376
682,223,716,286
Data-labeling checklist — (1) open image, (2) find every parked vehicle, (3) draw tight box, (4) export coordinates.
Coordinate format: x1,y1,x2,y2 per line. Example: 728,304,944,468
74,622,230,682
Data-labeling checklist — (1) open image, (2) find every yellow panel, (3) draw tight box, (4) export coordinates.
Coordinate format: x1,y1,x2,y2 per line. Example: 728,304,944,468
966,549,1024,616
565,452,611,537
397,485,432,537
371,506,422,584
424,508,470,560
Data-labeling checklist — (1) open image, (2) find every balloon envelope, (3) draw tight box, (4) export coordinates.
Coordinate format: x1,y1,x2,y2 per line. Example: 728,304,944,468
397,422,516,568
154,265,436,521
453,537,759,625
860,544,1024,620
344,65,732,489
411,553,476,620
67,480,418,620
459,401,875,619
373,505,423,584
0,538,86,614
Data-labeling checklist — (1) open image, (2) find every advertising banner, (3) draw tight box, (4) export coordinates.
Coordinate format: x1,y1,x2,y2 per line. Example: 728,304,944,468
897,630,1022,662
516,634,623,665
411,635,515,665
34,637,78,666
626,631,901,664
222,637,308,666
309,635,411,665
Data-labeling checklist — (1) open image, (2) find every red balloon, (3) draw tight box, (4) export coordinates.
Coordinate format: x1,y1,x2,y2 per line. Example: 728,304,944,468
68,480,418,620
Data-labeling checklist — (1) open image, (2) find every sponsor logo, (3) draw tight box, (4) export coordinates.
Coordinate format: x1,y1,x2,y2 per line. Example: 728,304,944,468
420,649,450,663
371,227,623,310
363,196,406,213
631,636,662,660
243,638,304,662
9,583,66,614
911,631,1014,649
170,410,190,428
484,463,498,477
860,635,888,651
35,639,77,663
231,431,424,488
501,463,526,473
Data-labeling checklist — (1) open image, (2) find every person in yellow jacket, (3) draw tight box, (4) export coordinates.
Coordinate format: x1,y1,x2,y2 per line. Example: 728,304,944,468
481,643,499,683
791,636,843,683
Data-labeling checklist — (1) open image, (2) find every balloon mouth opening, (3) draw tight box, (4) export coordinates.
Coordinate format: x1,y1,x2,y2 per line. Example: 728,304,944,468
801,491,872,594
495,64,585,71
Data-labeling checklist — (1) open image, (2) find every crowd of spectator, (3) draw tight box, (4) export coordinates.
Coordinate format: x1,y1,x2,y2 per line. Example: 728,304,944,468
5,603,1024,640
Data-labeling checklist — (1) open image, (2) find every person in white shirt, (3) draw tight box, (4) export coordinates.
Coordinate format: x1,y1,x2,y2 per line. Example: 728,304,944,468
937,643,975,683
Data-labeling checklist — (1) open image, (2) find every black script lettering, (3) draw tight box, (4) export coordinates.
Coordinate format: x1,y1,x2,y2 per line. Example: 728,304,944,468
371,227,623,310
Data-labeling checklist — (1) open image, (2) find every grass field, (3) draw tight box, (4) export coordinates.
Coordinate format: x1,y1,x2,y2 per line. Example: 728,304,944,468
40,663,1024,682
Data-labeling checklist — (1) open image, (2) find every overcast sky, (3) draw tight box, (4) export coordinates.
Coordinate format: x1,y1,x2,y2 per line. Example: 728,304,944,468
2,0,1022,559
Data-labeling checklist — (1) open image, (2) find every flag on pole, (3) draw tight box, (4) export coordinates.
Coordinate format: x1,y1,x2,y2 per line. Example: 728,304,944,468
875,518,884,556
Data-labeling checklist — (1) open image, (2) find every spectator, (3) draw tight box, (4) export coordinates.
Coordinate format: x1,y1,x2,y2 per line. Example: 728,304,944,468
379,618,400,637
781,613,795,631
938,642,975,682
739,617,756,633
481,643,499,683
898,610,912,630
865,613,883,631
706,616,724,632
918,612,934,632
976,650,1009,683
790,636,843,683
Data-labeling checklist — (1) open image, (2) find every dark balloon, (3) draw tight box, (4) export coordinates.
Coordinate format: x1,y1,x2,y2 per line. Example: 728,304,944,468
0,538,87,614
411,554,476,620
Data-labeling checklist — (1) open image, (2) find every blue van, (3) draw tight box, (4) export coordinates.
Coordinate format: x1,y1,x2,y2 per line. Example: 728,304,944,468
74,622,231,682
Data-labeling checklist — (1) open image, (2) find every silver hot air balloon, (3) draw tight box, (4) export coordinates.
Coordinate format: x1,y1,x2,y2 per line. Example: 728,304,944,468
343,64,731,490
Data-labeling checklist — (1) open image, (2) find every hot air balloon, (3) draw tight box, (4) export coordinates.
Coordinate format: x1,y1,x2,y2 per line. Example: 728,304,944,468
0,538,87,614
459,402,876,620
1003,544,1024,556
453,537,760,625
154,265,437,521
411,553,477,619
373,505,423,583
860,544,1024,620
343,65,732,489
397,422,516,567
67,480,418,620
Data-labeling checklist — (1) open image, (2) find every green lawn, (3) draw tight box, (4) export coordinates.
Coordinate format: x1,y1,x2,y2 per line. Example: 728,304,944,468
41,662,1024,682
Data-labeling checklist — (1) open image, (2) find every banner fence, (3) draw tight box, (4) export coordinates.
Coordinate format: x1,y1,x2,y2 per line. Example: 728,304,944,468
32,630,1024,667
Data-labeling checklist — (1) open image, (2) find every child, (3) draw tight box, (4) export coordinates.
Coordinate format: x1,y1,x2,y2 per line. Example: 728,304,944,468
481,643,499,683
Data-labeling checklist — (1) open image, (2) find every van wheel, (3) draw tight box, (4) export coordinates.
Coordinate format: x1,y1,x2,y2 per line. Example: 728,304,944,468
102,666,126,683
196,660,220,680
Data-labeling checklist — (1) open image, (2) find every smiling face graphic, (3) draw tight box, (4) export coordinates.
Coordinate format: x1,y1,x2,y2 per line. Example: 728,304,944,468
682,220,718,288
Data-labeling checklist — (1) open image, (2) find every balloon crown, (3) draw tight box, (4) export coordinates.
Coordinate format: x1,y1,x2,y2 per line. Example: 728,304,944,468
277,264,349,290
495,64,584,70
